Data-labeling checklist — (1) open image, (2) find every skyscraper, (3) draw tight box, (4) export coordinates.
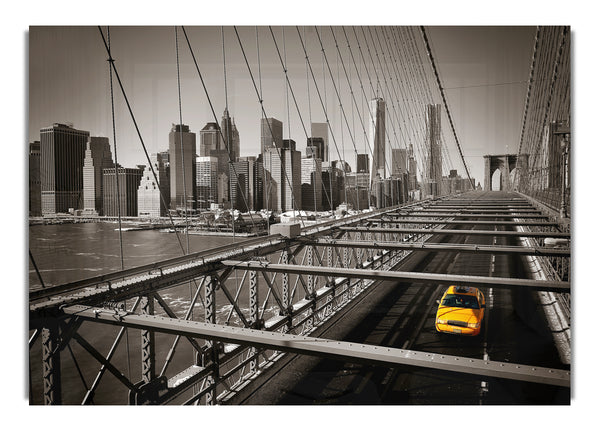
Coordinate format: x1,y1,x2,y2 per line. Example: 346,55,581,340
221,108,240,162
391,148,408,177
311,122,329,162
356,153,369,174
369,98,386,186
262,145,301,212
169,123,197,212
199,122,222,157
301,156,322,212
40,123,90,215
261,117,283,153
307,137,325,161
408,143,418,190
103,166,143,217
262,146,282,212
82,136,113,215
29,141,41,217
138,153,169,217
425,104,442,197
229,159,251,212
282,147,302,212
196,156,218,210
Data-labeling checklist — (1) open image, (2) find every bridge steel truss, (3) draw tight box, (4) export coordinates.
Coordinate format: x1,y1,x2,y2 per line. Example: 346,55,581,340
29,194,571,405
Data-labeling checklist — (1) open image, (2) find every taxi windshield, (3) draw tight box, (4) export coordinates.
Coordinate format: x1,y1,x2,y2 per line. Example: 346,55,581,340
441,294,480,309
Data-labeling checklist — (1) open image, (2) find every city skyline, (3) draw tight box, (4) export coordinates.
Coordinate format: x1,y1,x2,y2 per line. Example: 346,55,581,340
28,25,538,186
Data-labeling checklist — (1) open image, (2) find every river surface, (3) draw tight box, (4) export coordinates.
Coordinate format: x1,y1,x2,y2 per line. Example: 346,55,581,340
28,222,282,404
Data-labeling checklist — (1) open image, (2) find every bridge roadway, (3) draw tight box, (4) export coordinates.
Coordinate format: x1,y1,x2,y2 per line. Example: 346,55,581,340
228,205,570,404
28,191,570,404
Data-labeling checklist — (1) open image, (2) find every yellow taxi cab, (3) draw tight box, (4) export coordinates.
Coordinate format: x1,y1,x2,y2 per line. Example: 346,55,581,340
435,285,485,336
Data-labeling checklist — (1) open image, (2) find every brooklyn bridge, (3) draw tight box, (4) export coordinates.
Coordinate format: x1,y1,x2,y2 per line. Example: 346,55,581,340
27,24,571,411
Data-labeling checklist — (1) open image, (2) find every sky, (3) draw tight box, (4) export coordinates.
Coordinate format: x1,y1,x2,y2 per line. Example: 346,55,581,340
28,24,536,187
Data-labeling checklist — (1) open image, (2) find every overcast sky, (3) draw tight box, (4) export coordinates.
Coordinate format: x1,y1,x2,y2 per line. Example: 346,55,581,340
28,25,536,186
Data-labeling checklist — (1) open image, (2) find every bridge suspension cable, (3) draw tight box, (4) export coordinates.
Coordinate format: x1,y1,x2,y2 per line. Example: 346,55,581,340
231,26,307,227
419,26,474,190
179,26,258,231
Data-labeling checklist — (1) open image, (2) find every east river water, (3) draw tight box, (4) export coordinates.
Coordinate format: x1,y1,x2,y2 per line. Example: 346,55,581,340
28,222,282,405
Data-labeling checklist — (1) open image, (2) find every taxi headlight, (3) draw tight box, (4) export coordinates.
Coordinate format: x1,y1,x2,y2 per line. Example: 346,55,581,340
468,322,480,328
437,318,447,325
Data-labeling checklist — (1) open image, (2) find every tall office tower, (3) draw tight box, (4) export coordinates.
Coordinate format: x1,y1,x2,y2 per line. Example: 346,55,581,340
254,156,264,211
138,153,168,217
282,147,301,212
199,122,222,157
169,123,197,211
369,98,386,186
311,122,329,162
332,160,351,173
356,153,369,174
391,148,408,176
262,147,282,212
425,104,443,197
301,156,322,212
82,136,113,215
407,143,417,190
157,151,171,207
282,139,296,151
261,117,283,153
229,160,250,212
102,167,143,217
221,109,240,162
306,137,325,161
238,156,256,211
216,172,229,206
196,156,218,210
207,151,228,206
29,141,42,216
231,119,240,161
40,123,90,215
321,163,344,211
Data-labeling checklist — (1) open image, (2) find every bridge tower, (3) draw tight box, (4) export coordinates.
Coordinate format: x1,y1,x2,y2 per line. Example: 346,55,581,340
483,154,519,191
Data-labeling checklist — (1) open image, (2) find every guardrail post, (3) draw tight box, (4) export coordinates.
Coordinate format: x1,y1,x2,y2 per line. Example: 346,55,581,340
42,318,62,405
282,249,289,311
205,275,218,405
249,270,259,373
141,294,156,385
307,246,317,326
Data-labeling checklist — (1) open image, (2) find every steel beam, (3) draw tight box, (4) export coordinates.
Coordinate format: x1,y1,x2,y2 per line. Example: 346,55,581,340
419,209,542,214
301,239,570,257
388,212,549,219
61,305,570,388
339,226,570,239
221,261,570,293
372,218,560,227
